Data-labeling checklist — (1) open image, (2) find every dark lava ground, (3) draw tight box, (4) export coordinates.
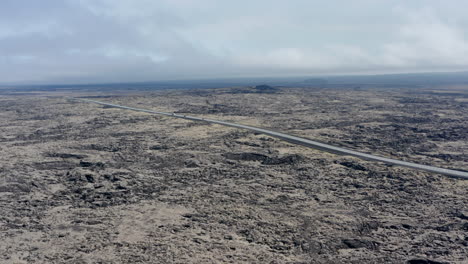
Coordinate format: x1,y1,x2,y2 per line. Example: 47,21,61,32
0,86,467,263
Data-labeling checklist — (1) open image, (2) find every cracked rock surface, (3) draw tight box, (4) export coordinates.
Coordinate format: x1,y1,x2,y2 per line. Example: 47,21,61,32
0,86,467,263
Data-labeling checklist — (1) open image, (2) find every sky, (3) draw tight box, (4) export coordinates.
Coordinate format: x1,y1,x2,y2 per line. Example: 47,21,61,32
1,0,468,84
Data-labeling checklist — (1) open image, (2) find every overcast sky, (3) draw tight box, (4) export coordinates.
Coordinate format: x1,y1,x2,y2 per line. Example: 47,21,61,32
1,0,468,84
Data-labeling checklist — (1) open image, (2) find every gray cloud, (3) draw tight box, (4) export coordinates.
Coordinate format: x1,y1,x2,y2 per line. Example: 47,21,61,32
1,0,468,84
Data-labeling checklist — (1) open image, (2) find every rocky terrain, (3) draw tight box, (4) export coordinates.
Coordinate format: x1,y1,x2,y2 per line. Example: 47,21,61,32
0,86,467,263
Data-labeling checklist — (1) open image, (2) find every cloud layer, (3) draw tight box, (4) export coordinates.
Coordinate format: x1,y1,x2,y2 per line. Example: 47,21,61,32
1,0,468,84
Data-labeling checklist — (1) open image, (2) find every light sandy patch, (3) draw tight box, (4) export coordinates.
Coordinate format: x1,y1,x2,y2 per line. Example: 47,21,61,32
115,202,192,243
368,98,386,103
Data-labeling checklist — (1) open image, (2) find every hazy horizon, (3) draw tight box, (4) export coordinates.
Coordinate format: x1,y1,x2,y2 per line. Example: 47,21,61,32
2,0,468,84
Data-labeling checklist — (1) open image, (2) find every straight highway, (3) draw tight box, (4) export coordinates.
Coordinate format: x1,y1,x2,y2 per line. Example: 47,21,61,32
70,98,468,180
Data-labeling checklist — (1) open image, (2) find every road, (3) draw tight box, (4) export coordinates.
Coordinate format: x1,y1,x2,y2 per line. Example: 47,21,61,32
70,98,468,180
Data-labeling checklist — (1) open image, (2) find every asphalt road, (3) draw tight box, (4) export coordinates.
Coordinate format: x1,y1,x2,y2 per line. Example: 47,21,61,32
71,98,468,180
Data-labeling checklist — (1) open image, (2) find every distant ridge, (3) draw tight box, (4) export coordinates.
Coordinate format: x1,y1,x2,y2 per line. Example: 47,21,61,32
2,71,468,92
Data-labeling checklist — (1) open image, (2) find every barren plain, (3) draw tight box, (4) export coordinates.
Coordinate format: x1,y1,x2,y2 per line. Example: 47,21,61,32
0,86,467,263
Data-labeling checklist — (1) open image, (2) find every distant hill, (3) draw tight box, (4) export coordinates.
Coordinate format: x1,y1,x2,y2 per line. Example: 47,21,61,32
2,71,468,94
254,84,279,93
